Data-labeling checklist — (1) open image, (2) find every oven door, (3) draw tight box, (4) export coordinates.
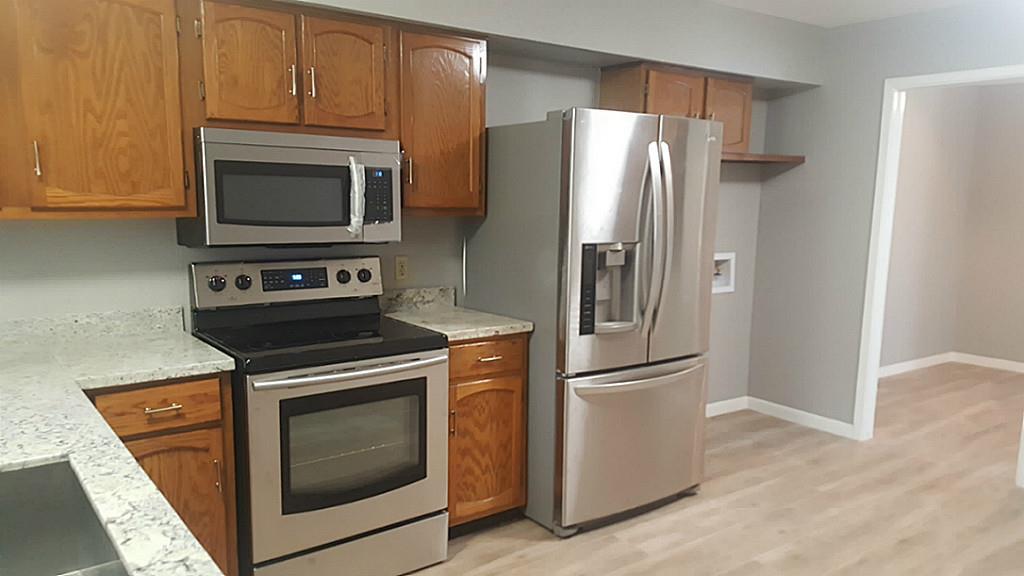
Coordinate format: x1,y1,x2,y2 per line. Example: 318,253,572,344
246,350,448,564
198,140,401,245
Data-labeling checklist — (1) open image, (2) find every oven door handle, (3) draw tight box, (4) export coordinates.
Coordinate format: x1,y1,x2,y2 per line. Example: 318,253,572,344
251,355,447,391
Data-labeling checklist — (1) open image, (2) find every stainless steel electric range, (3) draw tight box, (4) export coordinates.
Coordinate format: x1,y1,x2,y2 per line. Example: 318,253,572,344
190,257,449,576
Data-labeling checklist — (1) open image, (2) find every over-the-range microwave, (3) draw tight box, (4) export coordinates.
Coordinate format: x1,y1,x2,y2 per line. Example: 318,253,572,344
177,128,402,247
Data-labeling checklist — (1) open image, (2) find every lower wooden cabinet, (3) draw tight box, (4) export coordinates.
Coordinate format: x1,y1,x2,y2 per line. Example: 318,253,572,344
126,427,228,568
447,333,528,527
91,374,236,575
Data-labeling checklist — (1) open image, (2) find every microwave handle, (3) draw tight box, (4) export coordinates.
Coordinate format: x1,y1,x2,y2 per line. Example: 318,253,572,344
347,156,365,237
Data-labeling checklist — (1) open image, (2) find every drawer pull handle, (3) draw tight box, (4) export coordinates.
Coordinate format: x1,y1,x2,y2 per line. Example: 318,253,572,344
478,355,504,363
143,402,183,416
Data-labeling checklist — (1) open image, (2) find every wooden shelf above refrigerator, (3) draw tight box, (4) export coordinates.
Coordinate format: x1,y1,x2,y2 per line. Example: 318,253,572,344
721,152,805,165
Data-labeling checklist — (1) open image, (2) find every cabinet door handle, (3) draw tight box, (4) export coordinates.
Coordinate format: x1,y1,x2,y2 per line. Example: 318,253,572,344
143,402,183,416
289,64,298,96
32,140,42,177
449,410,456,436
308,66,317,99
478,355,504,363
708,111,717,121
406,158,413,185
213,459,223,494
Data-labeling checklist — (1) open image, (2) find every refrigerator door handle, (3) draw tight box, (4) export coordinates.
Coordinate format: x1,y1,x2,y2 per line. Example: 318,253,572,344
654,141,676,325
572,363,703,396
641,141,665,337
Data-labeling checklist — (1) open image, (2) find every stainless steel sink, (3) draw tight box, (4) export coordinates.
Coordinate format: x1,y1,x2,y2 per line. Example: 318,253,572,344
0,461,129,576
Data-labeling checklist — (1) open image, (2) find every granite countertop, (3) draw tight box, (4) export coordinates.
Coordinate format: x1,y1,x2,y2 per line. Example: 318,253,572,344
382,287,533,342
0,308,234,576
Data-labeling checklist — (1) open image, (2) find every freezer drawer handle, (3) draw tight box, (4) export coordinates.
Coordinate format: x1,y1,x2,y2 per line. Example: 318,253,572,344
252,355,447,391
573,364,703,397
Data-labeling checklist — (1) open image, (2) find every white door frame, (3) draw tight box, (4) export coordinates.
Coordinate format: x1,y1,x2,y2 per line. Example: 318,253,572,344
853,64,1024,441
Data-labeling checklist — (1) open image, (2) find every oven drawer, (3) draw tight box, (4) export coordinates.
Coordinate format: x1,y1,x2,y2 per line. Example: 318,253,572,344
94,378,222,438
450,336,525,382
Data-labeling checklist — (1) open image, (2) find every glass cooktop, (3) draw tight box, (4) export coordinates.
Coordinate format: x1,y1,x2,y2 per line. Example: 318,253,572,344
196,314,447,374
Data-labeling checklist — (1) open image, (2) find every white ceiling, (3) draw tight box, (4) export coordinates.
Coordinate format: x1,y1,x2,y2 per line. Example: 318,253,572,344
713,0,981,28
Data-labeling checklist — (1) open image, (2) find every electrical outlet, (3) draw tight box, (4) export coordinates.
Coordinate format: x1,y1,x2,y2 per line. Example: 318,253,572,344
395,256,409,281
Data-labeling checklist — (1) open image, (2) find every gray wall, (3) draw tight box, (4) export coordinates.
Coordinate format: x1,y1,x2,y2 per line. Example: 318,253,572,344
880,86,978,366
0,217,465,321
957,84,1024,362
303,0,826,84
751,0,1024,423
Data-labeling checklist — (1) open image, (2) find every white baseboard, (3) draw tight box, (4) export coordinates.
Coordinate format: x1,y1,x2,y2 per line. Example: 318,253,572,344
880,351,1024,377
879,352,956,377
706,396,750,417
949,352,1024,375
706,395,858,440
746,397,859,439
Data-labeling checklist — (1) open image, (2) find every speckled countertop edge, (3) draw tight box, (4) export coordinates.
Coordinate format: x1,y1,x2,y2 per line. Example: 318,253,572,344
382,287,533,342
0,308,234,576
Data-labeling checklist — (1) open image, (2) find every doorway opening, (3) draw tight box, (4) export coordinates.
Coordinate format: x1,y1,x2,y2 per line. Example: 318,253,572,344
854,65,1024,463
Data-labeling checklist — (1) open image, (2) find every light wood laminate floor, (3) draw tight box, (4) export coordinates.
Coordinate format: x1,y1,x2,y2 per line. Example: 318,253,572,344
421,363,1024,575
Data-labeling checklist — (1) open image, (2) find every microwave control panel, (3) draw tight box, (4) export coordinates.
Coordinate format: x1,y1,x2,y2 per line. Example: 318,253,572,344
363,167,394,223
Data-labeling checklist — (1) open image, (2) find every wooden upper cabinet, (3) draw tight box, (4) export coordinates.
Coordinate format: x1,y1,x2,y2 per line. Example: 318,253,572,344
601,63,755,154
12,0,186,211
301,16,387,130
705,77,753,153
647,69,705,119
400,31,486,213
449,375,526,526
202,2,300,124
126,427,229,572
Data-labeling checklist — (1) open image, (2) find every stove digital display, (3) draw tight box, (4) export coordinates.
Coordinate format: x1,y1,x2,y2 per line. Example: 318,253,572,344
262,267,328,292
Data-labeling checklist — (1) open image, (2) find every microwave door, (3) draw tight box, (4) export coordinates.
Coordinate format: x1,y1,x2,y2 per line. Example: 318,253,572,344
195,142,361,246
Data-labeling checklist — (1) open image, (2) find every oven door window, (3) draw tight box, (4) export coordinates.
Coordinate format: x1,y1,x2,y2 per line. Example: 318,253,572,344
279,378,427,515
215,160,351,227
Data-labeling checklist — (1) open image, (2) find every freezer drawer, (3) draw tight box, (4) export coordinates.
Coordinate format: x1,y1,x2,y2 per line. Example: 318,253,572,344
559,357,707,528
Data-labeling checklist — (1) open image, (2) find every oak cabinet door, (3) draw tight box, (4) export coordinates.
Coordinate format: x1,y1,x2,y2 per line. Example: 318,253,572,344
301,16,387,130
647,69,706,119
705,77,753,153
202,2,299,124
449,375,525,526
400,31,485,212
127,427,229,572
14,0,186,210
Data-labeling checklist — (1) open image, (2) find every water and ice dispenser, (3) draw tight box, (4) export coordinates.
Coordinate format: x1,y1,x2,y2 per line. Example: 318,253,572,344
580,242,641,335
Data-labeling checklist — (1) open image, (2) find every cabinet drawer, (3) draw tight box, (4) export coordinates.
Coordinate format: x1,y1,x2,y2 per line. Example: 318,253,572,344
94,378,222,438
450,337,524,382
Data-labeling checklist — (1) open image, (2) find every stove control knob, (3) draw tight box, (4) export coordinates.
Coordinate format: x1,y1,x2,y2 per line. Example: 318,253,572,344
234,274,252,290
357,268,373,283
336,269,352,284
207,275,227,292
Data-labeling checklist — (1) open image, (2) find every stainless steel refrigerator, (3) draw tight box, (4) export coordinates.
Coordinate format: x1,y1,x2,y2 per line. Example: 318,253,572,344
464,108,722,535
